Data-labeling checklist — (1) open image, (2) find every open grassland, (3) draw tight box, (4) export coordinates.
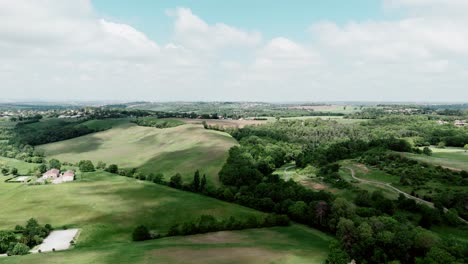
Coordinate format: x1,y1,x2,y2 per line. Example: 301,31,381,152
0,225,333,264
0,166,332,264
37,123,237,184
0,156,38,175
403,147,468,171
0,171,264,246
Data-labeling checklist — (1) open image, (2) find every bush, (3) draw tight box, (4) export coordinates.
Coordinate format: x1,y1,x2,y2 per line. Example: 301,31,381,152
106,164,119,174
132,225,151,241
8,243,30,256
78,160,95,172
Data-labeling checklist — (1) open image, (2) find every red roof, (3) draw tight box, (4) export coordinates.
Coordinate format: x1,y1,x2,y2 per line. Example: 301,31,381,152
63,170,75,177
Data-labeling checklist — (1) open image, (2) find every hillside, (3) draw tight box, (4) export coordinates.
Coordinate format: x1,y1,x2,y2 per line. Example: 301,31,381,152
0,163,332,264
37,123,237,184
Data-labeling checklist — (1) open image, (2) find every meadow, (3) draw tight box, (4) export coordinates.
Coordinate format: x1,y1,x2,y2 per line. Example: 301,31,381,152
37,123,237,184
0,161,332,264
403,147,468,171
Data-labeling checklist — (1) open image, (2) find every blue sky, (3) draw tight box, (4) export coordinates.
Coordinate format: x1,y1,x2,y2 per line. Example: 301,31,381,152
92,0,396,44
1,0,467,102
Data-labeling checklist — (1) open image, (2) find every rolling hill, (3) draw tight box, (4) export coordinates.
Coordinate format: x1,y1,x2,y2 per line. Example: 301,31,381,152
37,122,237,184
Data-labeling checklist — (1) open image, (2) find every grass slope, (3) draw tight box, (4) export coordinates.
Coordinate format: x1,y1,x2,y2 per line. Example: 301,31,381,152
0,225,333,264
37,123,237,184
403,147,468,171
0,163,333,264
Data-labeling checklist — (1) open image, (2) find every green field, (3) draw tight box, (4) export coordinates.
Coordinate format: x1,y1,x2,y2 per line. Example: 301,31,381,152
37,123,238,184
0,156,38,175
403,147,468,171
0,163,332,264
0,224,332,264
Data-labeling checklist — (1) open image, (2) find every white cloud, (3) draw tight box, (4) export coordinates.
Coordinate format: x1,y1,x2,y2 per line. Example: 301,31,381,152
0,0,467,102
169,7,262,51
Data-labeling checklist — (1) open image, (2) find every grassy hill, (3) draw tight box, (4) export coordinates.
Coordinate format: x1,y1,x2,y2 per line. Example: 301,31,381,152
403,147,468,171
0,160,333,264
37,123,237,184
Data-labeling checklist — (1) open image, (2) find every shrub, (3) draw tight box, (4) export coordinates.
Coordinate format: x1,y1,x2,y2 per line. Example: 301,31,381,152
78,160,95,172
106,164,119,174
132,225,151,241
8,243,30,255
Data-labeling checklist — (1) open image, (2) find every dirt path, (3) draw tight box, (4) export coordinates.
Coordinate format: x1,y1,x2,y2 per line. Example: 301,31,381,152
345,167,468,225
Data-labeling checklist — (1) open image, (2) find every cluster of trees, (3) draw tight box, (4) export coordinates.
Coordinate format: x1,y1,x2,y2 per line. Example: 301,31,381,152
131,118,184,128
0,142,44,163
0,218,52,256
360,151,468,220
10,120,98,146
132,214,290,242
166,214,289,237
1,166,18,176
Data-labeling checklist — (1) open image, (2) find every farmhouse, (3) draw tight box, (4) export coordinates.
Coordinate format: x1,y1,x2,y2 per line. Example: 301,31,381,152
42,169,60,179
454,120,468,127
62,170,75,182
41,169,75,184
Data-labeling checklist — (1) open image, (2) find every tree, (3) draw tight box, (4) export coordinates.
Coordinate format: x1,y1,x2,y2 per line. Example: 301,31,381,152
336,218,356,252
78,160,95,172
422,147,432,156
326,241,351,264
106,164,119,174
0,231,16,254
8,243,29,256
132,225,151,241
169,173,183,189
37,164,47,174
48,159,61,170
1,167,8,176
444,208,461,226
200,174,207,191
10,167,18,176
192,170,200,191
464,144,468,152
96,161,106,170
153,173,164,184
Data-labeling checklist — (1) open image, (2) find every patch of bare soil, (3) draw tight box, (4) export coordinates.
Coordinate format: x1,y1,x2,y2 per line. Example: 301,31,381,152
149,247,285,264
184,231,244,244
355,163,369,174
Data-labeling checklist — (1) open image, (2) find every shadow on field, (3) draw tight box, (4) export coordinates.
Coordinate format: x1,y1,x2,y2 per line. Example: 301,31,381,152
45,134,105,154
137,145,228,180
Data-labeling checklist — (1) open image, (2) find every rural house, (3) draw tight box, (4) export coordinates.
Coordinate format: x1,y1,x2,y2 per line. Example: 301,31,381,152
62,170,75,182
42,169,60,179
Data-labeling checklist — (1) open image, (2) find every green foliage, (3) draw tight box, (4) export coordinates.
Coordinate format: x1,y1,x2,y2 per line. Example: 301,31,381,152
48,158,61,170
165,214,290,237
8,242,30,256
169,173,183,189
79,160,95,172
105,164,119,174
96,161,106,170
132,225,151,241
0,231,16,254
132,117,184,129
422,146,432,156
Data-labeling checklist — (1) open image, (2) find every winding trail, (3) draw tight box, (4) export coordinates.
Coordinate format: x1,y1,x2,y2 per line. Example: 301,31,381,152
345,167,468,225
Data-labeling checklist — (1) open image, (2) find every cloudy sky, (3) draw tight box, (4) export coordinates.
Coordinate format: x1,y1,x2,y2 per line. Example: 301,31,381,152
1,0,467,102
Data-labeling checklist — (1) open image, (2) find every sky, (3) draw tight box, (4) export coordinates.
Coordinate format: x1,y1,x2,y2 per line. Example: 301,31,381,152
1,0,468,102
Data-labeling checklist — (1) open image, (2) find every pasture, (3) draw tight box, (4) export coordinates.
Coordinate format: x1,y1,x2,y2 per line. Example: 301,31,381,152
0,167,333,264
403,147,468,171
37,123,237,184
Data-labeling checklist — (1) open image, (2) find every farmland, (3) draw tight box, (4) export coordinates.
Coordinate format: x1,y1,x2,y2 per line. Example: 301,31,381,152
403,147,468,171
37,122,237,184
0,165,332,264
